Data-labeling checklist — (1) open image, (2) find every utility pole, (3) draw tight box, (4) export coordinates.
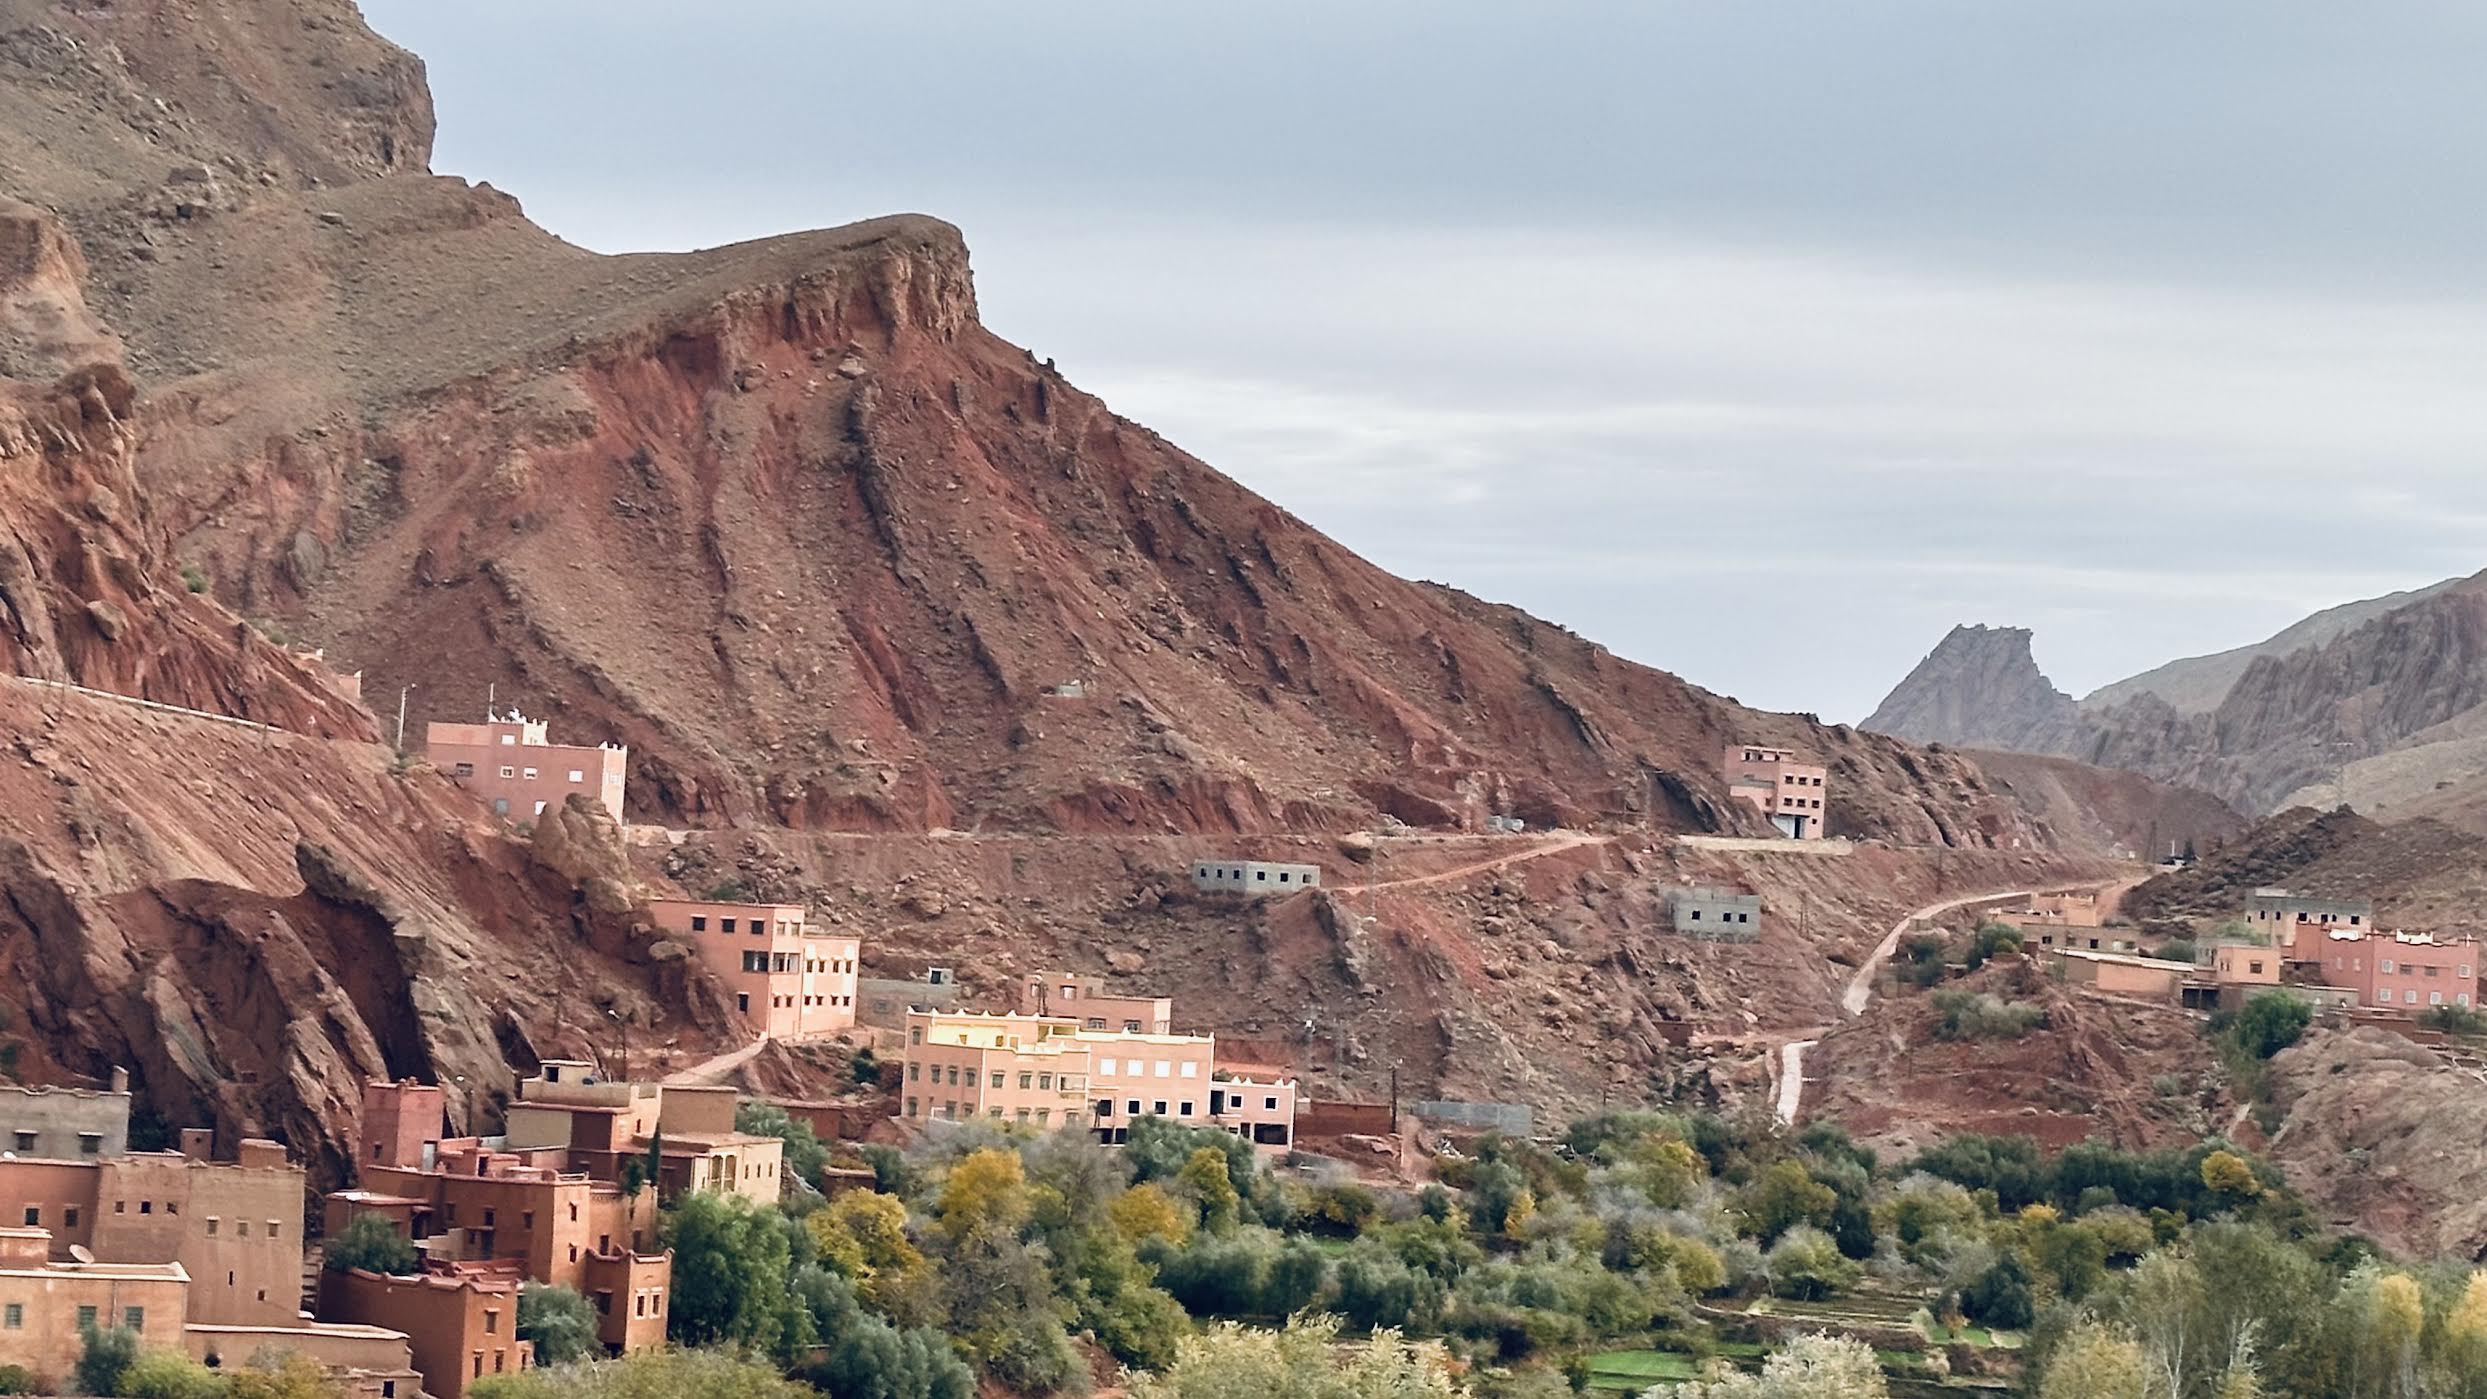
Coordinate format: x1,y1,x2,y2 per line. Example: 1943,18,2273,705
395,683,414,754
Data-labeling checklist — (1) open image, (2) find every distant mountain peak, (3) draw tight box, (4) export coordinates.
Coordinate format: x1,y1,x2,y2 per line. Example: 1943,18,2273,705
1862,623,2082,752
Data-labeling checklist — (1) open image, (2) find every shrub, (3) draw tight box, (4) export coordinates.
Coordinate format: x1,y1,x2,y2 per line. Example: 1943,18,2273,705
1959,1250,2035,1329
118,1350,227,1399
2423,1004,2487,1036
2223,992,2312,1060
471,1348,814,1397
0,1364,33,1396
180,565,209,594
1930,991,2047,1041
76,1325,139,1399
323,1211,419,1275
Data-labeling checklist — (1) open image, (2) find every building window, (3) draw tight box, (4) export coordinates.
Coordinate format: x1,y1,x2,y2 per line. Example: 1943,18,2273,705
78,1132,101,1156
1179,1062,1198,1078
1179,1101,1194,1116
17,1208,32,1226
206,1217,218,1235
8,1132,29,1153
1018,1073,1033,1089
1152,1101,1169,1116
139,1201,152,1215
522,767,539,780
63,1208,76,1228
721,918,737,934
499,766,516,779
1100,1058,1117,1075
990,1072,1004,1089
77,1306,97,1330
568,770,584,783
2382,960,2395,973
1,1304,18,1329
123,1307,144,1332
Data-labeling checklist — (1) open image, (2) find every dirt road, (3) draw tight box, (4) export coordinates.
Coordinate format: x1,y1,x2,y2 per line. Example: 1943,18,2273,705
1778,875,2133,1126
1330,831,1611,894
666,1034,769,1085
1774,1038,1819,1126
1840,888,2035,1016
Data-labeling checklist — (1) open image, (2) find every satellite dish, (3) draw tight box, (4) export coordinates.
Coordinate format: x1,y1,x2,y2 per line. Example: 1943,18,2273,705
69,1244,93,1263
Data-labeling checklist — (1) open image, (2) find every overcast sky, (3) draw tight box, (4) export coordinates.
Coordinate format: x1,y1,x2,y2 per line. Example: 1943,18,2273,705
361,1,2487,721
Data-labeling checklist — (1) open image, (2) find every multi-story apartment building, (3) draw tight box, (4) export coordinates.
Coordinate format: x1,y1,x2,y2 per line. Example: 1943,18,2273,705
424,714,628,823
1723,744,1829,840
899,1011,1298,1153
2303,928,2479,1013
2249,888,2373,965
647,899,860,1039
1013,970,1173,1033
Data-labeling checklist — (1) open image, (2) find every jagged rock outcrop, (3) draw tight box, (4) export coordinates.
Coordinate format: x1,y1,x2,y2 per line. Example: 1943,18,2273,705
1875,583,2487,815
1863,625,2084,753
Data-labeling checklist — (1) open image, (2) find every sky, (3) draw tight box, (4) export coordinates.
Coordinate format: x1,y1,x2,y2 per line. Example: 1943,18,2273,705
360,1,2487,722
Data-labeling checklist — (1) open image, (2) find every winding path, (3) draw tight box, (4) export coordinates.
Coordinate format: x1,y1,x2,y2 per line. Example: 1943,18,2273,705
1329,831,1611,894
1775,886,2038,1126
666,1034,771,1085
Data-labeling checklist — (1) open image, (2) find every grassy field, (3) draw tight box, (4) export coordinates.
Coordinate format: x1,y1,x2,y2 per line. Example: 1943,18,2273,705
1584,1349,1704,1391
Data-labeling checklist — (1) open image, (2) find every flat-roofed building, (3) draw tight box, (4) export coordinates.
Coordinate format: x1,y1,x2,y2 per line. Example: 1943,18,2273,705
1723,744,1830,840
425,713,627,823
2307,928,2480,1014
1190,861,1323,896
1013,971,1173,1033
2249,888,2373,964
647,900,860,1039
319,1263,531,1399
2045,948,2193,1002
899,1011,1297,1153
0,1070,130,1161
1667,888,1760,942
0,1227,189,1388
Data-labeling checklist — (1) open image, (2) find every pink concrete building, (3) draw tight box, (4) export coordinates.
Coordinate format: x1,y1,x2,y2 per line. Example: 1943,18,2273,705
899,1011,1297,1154
1723,744,1829,840
2305,928,2479,1013
425,714,627,824
1013,971,1173,1034
647,900,860,1039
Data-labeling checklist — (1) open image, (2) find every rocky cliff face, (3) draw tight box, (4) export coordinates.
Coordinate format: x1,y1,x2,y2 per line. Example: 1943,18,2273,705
1862,624,2084,753
0,11,775,1174
0,8,2042,850
1875,583,2487,816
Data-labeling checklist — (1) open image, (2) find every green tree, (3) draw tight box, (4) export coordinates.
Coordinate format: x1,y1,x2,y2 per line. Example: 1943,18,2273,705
322,1212,419,1275
1740,1161,1837,1244
1681,1332,1889,1398
1958,1250,2033,1330
790,1266,976,1399
0,1364,35,1396
736,1101,829,1194
662,1191,811,1360
1125,1314,1461,1399
517,1283,600,1366
470,1348,814,1398
76,1324,140,1398
2226,992,2313,1059
1176,1148,1240,1234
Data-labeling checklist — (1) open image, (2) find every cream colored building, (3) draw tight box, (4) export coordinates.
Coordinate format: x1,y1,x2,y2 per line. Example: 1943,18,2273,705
0,1227,189,1388
900,1011,1297,1153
